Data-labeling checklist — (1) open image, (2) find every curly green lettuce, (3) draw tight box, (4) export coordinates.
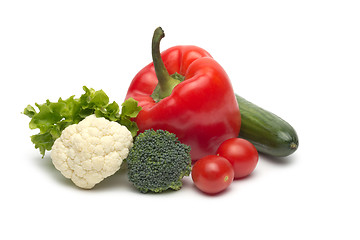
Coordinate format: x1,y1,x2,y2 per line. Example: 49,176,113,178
23,86,141,157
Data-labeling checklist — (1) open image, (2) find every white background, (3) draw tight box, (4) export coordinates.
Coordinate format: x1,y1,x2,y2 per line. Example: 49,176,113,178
1,0,359,239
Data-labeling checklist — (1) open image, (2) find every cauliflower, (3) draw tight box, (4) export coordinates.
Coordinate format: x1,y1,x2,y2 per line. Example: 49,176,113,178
50,115,133,189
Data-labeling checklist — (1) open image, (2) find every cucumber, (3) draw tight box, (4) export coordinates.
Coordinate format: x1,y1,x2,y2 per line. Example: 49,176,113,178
236,94,299,157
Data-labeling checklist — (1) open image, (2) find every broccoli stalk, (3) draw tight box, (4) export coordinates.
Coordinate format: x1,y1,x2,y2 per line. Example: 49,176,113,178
126,129,192,193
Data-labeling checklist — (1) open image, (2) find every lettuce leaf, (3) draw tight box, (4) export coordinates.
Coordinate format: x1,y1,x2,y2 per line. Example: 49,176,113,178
23,86,141,157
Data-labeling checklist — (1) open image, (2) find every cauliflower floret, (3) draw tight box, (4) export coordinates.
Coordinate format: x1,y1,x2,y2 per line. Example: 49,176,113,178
51,115,133,189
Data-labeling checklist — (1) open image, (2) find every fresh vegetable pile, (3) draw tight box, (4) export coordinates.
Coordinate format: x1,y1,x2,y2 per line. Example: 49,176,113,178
23,27,298,195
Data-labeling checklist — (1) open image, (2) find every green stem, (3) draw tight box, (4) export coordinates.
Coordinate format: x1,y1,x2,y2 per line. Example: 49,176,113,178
151,27,181,102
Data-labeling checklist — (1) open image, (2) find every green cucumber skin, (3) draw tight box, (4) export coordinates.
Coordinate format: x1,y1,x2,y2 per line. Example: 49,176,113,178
236,94,299,157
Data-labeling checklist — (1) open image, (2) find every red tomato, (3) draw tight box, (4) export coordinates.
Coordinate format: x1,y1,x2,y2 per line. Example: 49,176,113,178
191,155,234,194
217,138,258,179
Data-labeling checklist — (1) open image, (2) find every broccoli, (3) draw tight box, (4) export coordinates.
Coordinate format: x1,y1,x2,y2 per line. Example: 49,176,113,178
126,129,192,193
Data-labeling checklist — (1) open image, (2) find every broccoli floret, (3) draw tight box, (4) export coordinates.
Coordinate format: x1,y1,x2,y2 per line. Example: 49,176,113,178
126,129,192,193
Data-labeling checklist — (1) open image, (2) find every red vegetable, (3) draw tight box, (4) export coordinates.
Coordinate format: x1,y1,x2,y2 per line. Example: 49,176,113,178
192,155,234,194
217,138,258,179
125,27,241,160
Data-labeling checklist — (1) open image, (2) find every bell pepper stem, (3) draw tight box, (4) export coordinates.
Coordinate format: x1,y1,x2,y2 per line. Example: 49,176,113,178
151,27,181,101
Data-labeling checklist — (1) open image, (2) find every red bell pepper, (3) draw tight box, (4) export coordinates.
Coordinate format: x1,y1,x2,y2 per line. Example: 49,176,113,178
125,27,241,160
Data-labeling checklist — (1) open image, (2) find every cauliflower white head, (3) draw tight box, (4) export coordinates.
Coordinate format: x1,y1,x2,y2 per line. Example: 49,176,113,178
51,115,133,189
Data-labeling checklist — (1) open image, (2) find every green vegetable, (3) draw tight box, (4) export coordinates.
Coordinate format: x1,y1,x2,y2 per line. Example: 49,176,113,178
236,94,299,157
126,129,192,193
23,86,142,157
